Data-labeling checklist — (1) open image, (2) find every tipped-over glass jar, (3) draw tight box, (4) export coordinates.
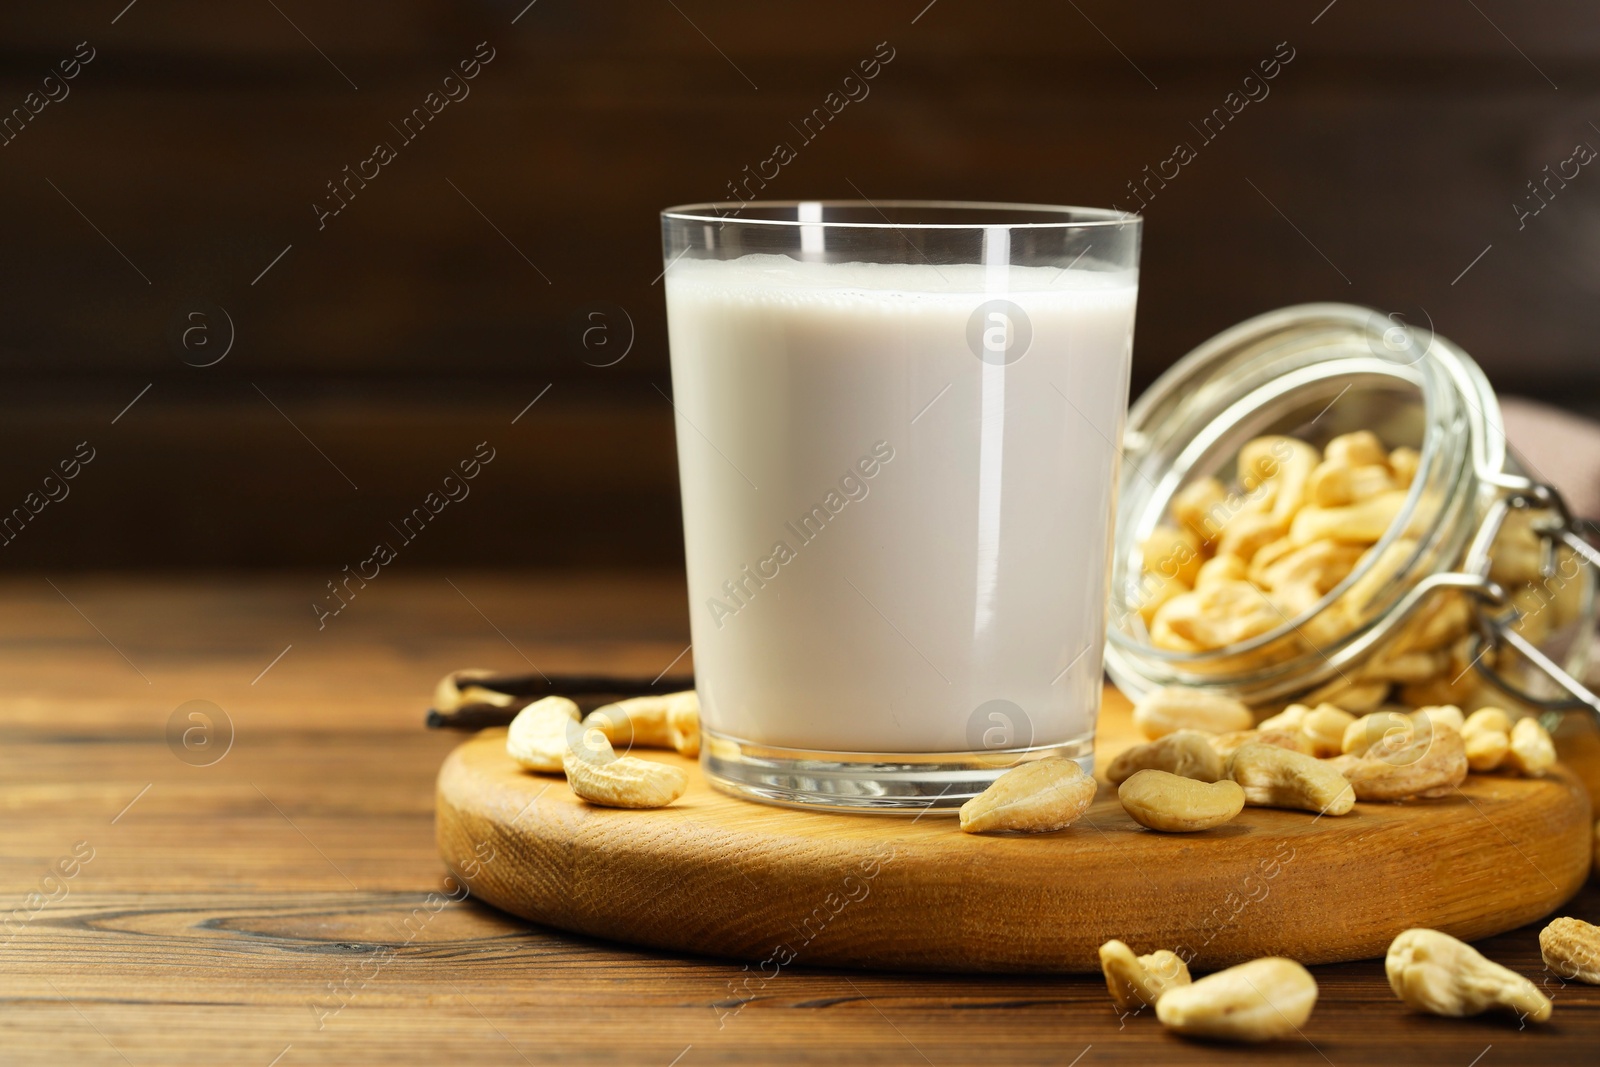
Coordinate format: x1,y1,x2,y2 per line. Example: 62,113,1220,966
1104,304,1600,742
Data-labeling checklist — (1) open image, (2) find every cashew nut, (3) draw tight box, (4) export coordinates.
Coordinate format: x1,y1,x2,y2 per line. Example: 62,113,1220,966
1326,719,1467,801
1136,571,1188,629
1099,939,1192,1011
1341,537,1418,612
1268,579,1321,619
1488,508,1546,586
1504,716,1556,777
434,668,517,712
1341,710,1416,756
1461,707,1512,772
1388,446,1420,487
1247,536,1299,585
1464,728,1510,773
1256,703,1309,733
1131,686,1253,739
1398,666,1481,711
1302,677,1389,715
1249,436,1320,525
1172,475,1227,545
1386,928,1552,1022
1155,957,1318,1042
1118,770,1245,832
1209,729,1313,760
505,696,582,773
582,691,701,757
1226,743,1355,816
1248,702,1350,756
1106,730,1223,784
1256,539,1365,594
1358,649,1449,685
1150,581,1283,651
1325,430,1388,468
1463,707,1512,736
1539,917,1600,985
1194,553,1248,589
562,726,689,808
1308,461,1397,507
1289,489,1408,546
958,758,1097,834
1215,511,1286,562
1300,703,1356,758
1402,591,1473,653
1412,704,1464,732
1142,525,1203,586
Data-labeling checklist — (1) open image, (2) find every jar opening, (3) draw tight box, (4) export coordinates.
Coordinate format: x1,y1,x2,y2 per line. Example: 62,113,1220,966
1106,304,1499,707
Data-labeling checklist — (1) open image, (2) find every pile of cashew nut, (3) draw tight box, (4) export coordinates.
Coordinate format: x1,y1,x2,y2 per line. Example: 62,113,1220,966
1132,430,1585,713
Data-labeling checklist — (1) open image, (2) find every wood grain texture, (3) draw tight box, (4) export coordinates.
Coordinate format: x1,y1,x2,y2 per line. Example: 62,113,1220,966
2,574,1597,1065
437,704,1592,974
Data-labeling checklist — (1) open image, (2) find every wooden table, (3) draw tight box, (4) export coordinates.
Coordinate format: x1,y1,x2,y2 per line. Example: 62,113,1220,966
3,573,1595,1066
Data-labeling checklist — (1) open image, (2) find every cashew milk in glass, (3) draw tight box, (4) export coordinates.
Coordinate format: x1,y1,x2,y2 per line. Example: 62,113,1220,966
665,254,1137,755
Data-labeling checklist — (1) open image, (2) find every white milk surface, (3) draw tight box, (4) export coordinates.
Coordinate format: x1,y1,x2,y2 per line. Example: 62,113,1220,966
665,254,1137,753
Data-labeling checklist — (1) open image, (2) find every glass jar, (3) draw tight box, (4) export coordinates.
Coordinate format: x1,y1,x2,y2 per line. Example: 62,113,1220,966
1104,303,1600,738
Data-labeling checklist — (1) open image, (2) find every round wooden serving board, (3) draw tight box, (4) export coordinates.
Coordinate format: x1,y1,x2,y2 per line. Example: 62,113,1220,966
436,689,1594,974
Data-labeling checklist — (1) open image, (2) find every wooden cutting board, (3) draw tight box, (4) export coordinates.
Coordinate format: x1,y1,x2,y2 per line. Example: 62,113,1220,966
435,687,1594,974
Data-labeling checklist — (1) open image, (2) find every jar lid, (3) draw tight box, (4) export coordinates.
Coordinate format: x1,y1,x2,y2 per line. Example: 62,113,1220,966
1104,303,1508,705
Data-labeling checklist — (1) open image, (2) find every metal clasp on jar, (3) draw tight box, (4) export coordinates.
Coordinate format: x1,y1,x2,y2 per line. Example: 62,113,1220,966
1454,475,1600,716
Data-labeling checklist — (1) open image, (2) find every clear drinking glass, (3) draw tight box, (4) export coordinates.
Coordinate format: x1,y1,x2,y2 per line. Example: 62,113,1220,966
660,201,1142,812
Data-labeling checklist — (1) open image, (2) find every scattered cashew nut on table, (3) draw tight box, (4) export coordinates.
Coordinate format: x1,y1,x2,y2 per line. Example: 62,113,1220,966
1098,939,1191,1012
1155,957,1319,1042
1540,917,1600,985
1386,928,1552,1022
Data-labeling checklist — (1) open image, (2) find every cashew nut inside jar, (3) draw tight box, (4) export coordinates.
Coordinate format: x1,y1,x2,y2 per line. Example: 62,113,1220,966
1103,304,1600,771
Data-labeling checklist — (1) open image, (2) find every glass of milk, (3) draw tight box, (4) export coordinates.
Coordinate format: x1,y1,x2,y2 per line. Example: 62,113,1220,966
660,201,1141,812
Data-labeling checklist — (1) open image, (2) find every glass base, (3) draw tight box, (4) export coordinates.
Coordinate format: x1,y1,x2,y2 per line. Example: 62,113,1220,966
700,728,1096,814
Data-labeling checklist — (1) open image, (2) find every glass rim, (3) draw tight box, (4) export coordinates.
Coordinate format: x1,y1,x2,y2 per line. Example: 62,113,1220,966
660,199,1141,230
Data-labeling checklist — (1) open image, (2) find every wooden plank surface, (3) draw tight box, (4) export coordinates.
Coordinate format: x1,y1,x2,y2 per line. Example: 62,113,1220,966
1,573,1597,1065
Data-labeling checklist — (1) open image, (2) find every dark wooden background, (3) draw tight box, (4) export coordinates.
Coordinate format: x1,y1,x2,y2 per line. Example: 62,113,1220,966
2,0,1598,569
